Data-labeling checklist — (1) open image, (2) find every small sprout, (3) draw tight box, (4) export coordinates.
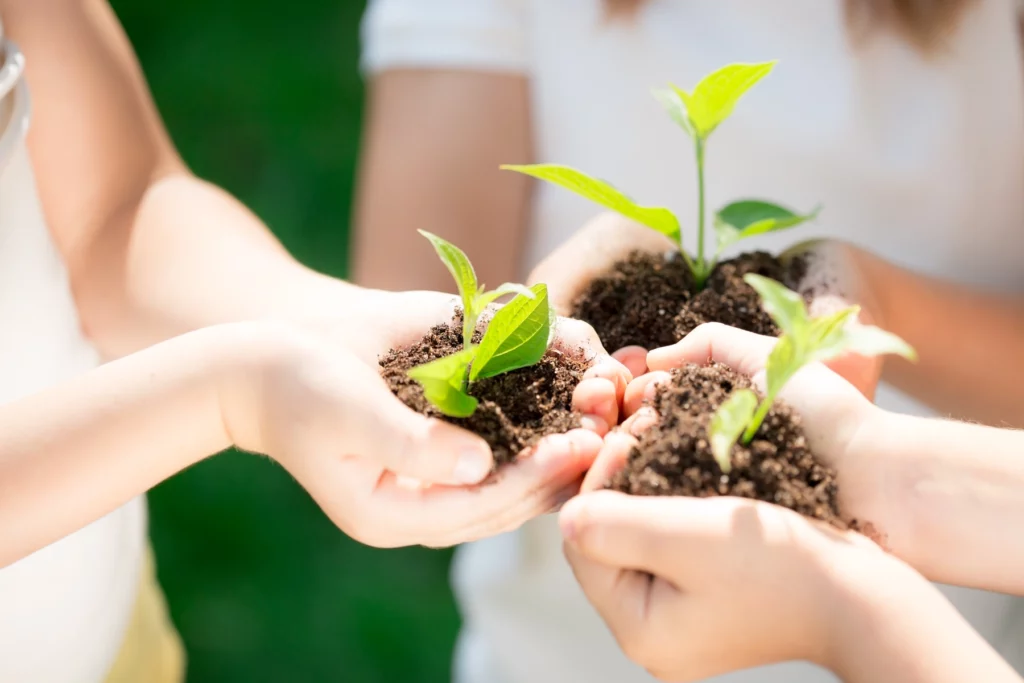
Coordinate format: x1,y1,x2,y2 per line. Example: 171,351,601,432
419,230,535,350
503,61,817,289
409,232,553,418
706,275,917,470
709,389,758,474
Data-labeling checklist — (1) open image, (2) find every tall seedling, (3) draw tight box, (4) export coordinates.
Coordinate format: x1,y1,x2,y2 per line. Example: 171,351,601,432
407,231,555,418
503,62,818,288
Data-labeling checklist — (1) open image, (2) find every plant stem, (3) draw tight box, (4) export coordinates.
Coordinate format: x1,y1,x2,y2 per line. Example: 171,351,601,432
742,394,774,444
695,137,707,274
462,312,476,353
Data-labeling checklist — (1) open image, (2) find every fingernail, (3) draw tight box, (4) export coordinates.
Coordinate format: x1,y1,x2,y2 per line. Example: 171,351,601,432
454,449,492,485
579,416,603,433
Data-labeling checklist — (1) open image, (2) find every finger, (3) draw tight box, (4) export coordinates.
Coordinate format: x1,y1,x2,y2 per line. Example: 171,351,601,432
367,428,603,547
613,346,649,378
562,541,652,646
623,371,671,417
584,356,632,402
573,377,619,429
527,213,675,314
340,364,495,487
560,491,744,580
581,431,637,492
646,323,776,377
620,407,659,437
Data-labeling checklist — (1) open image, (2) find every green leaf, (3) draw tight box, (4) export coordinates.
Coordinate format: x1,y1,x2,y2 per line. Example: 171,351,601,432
764,334,802,401
807,306,860,351
814,324,918,364
652,87,694,137
675,61,777,139
715,201,819,254
471,283,551,381
418,230,478,314
709,389,758,474
407,349,479,418
743,274,808,337
473,282,536,315
501,164,681,243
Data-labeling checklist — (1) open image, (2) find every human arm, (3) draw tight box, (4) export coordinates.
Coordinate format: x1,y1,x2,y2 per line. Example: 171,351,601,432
0,0,359,358
1,306,608,567
350,0,533,293
560,488,1021,682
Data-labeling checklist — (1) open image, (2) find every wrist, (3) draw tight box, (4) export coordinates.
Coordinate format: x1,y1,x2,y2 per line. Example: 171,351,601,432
209,320,314,454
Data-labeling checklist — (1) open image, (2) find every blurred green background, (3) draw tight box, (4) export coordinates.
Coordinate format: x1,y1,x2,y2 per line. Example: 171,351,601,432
109,1,461,681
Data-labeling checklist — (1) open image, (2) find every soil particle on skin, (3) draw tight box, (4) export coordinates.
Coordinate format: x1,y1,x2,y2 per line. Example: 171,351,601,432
608,362,846,527
571,250,797,352
380,315,587,466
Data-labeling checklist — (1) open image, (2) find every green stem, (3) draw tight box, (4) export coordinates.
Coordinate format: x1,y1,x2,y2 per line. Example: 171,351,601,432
695,137,707,273
742,393,775,444
462,311,476,353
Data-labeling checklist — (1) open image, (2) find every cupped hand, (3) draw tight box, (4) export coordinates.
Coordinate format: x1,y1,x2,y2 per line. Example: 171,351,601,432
223,287,629,548
559,488,919,682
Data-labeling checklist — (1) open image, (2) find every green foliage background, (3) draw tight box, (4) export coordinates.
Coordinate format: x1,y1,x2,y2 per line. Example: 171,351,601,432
109,2,461,681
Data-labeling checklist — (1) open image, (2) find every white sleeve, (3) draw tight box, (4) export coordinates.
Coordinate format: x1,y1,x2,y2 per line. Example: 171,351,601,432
360,0,530,75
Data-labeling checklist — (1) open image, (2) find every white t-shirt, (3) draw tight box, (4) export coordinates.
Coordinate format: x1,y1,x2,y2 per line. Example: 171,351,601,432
0,35,146,683
362,2,1024,681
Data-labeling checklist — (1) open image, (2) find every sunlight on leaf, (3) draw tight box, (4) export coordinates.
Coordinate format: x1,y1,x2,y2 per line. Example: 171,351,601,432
408,348,479,418
743,274,808,337
715,201,819,254
502,164,682,243
674,61,776,139
471,284,551,381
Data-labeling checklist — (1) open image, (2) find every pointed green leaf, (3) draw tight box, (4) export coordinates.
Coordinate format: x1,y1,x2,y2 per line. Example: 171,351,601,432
407,348,479,418
807,306,860,351
471,283,551,381
764,334,802,401
743,274,809,337
501,164,681,243
709,389,758,474
473,282,536,316
675,61,776,139
418,230,478,314
715,201,819,254
652,87,694,137
814,324,918,364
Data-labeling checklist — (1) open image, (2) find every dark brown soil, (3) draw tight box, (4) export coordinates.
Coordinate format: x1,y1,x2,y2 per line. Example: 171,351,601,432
380,315,587,467
608,362,846,527
571,250,793,352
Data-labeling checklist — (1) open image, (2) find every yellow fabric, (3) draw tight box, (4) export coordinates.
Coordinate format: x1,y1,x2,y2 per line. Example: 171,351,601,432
103,545,186,683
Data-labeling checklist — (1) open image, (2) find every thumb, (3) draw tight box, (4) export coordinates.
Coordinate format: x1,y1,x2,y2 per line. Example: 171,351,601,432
647,322,776,378
340,363,494,486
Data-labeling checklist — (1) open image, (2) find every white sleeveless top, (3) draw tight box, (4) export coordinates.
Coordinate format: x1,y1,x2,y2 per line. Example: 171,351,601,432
363,2,1024,681
0,35,146,683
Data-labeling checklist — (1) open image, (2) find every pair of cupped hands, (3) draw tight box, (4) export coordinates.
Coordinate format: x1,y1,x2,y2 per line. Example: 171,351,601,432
232,214,905,679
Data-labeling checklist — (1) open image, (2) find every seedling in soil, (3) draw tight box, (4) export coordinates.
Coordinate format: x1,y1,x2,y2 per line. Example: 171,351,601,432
408,231,554,418
707,274,917,473
502,61,818,288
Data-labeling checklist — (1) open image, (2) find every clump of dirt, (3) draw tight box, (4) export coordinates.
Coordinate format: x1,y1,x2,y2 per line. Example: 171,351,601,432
380,315,587,466
571,250,794,352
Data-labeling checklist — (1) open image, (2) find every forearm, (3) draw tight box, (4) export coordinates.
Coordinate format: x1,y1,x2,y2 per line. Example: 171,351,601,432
861,250,1024,426
6,0,347,357
832,558,1020,683
863,411,1024,594
0,323,280,567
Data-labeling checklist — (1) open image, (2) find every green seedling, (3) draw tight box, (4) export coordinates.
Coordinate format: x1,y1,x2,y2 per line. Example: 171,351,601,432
408,231,554,418
707,274,917,474
503,61,818,288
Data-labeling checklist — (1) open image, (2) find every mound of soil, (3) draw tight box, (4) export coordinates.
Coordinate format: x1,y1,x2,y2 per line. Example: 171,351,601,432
380,316,587,466
571,250,793,352
608,362,846,527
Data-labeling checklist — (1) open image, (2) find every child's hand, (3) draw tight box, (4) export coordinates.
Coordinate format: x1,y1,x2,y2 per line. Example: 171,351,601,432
609,323,895,546
559,489,912,681
218,289,629,549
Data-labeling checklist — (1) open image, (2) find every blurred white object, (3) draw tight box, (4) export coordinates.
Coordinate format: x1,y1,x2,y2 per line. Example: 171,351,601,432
0,38,145,683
